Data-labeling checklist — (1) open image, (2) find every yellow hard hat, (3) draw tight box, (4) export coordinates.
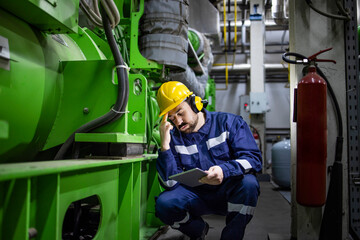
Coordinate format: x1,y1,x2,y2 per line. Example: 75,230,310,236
156,81,193,117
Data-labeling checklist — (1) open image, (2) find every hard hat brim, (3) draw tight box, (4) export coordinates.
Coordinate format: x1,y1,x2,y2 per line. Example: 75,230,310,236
158,92,193,117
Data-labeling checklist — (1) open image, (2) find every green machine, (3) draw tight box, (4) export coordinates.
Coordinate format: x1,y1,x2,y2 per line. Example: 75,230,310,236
0,0,216,239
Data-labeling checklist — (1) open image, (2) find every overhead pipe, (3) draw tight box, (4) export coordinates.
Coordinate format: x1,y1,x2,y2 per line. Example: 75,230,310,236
232,0,238,65
227,0,231,51
210,63,287,72
241,9,247,53
217,0,230,90
219,21,288,30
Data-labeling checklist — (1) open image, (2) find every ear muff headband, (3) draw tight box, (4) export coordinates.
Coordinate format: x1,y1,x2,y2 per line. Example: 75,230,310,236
189,95,203,113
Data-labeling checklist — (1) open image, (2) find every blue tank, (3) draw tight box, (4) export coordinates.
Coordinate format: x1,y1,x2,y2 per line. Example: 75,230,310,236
271,139,291,188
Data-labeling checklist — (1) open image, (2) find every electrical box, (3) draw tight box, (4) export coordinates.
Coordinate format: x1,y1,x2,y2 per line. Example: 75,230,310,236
250,92,269,114
240,95,250,124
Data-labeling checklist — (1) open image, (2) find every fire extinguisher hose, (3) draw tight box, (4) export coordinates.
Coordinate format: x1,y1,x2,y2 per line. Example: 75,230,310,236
317,66,343,240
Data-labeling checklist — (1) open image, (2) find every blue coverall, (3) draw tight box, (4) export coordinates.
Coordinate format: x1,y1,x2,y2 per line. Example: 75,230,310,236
155,109,262,239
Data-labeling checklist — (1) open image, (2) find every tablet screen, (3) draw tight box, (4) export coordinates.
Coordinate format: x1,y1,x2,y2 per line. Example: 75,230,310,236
169,168,208,187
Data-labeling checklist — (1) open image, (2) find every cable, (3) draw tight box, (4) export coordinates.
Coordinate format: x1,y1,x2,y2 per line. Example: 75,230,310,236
80,0,103,27
79,0,120,29
305,0,350,21
54,6,129,160
317,65,343,240
316,66,343,138
282,52,308,65
315,66,343,169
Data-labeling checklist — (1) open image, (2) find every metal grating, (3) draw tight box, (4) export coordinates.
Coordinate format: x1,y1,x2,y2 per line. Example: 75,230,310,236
345,0,360,239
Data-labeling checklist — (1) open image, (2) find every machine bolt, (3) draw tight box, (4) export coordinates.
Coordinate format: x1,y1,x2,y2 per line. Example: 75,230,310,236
28,228,38,239
83,108,90,114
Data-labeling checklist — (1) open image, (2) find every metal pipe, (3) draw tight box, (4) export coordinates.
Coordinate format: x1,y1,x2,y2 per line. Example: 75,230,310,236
223,0,227,48
241,9,246,53
227,0,231,51
271,0,289,25
217,0,229,91
210,63,287,72
220,21,289,30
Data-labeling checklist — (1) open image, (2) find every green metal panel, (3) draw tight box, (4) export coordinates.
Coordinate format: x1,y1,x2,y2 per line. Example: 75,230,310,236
43,60,118,149
128,0,162,70
94,73,148,140
84,28,113,59
1,179,30,240
118,163,134,239
0,0,80,34
144,161,164,227
146,81,161,150
75,132,145,143
59,168,119,240
68,28,107,60
205,78,216,112
0,155,162,240
0,8,48,163
0,157,157,181
0,1,173,239
34,174,60,240
132,162,142,240
0,119,9,139
0,8,102,162
128,74,148,136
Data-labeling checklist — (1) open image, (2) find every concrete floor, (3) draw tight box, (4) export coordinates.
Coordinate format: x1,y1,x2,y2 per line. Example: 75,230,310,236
156,176,291,240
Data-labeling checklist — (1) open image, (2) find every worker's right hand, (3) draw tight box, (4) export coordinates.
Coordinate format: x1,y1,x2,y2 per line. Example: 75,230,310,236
160,113,173,151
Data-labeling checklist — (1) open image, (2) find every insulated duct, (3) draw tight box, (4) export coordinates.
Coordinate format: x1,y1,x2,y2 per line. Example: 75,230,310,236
139,0,189,71
169,28,213,98
169,65,208,98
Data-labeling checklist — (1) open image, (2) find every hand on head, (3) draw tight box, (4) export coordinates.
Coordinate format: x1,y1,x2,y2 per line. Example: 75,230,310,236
160,113,173,151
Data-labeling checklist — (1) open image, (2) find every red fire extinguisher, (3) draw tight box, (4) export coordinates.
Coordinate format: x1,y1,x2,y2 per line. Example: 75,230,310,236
283,48,336,207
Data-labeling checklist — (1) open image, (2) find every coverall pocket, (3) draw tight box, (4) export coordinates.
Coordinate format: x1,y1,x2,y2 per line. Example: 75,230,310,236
180,154,198,169
209,143,231,160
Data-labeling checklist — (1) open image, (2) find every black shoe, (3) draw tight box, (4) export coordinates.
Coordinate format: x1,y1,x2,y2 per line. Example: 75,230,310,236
190,222,209,240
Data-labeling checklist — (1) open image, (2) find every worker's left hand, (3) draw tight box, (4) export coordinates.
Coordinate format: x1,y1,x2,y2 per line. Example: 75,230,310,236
200,166,224,185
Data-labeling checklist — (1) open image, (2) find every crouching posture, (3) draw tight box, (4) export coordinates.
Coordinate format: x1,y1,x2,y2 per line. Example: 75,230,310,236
155,81,262,240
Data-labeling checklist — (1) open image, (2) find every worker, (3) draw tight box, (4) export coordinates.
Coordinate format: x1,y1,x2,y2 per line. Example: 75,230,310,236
154,81,262,240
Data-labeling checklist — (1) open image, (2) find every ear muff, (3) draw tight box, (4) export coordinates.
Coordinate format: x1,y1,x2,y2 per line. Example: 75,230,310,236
189,95,203,113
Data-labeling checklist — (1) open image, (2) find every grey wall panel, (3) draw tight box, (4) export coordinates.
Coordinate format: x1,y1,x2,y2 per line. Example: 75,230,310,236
215,82,290,129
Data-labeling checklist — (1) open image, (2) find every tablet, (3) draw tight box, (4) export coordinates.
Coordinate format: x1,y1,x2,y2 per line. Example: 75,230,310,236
169,168,208,187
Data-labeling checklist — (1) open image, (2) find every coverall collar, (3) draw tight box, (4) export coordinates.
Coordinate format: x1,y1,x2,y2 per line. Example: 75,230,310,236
197,109,211,135
184,109,211,139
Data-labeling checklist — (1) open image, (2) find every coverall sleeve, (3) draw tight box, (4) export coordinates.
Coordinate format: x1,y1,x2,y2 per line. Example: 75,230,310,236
217,117,263,179
156,140,183,189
